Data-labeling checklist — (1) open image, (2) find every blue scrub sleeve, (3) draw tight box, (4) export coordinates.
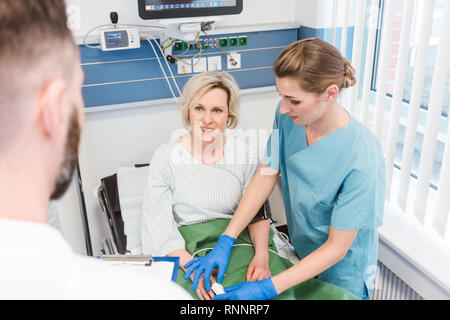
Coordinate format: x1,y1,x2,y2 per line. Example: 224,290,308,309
262,104,281,171
331,161,385,230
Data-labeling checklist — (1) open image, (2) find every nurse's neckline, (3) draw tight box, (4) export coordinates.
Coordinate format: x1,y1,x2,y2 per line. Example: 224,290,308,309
305,107,352,147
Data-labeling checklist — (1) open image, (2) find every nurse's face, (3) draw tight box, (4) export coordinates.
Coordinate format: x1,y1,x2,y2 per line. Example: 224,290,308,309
189,88,229,144
276,77,328,126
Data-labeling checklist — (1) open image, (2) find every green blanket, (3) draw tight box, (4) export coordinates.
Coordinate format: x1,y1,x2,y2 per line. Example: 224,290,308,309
176,219,359,300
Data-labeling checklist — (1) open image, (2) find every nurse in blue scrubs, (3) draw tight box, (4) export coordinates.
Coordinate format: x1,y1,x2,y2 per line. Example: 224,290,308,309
184,38,386,300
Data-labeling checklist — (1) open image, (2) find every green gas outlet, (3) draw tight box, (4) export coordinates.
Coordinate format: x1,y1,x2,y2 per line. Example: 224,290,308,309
219,38,228,48
238,36,248,46
229,37,238,47
173,41,183,52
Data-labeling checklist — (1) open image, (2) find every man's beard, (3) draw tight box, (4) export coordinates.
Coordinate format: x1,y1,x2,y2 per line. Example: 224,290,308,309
50,109,81,200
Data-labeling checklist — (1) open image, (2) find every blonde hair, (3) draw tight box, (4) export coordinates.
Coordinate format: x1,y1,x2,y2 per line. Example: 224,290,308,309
179,71,240,129
273,37,356,94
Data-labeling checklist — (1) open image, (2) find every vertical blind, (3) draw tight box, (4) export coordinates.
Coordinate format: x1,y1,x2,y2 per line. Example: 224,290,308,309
332,0,450,240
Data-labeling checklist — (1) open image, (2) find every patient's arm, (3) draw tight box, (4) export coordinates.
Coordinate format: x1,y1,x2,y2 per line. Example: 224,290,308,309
169,249,217,300
247,219,271,282
169,249,194,274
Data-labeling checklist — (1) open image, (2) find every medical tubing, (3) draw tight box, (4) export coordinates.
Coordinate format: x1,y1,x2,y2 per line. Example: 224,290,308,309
192,243,284,259
147,38,178,103
83,23,111,49
173,48,205,67
171,32,206,68
147,34,182,96
172,32,200,58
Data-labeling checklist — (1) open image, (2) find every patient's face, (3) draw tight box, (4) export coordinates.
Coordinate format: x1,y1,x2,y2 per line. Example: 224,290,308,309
189,88,229,144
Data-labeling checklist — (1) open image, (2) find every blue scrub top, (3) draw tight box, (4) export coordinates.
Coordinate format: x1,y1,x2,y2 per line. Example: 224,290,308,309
262,102,386,299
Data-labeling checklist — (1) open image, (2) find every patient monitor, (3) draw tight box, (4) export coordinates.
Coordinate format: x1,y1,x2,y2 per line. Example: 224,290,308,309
137,0,243,21
137,0,243,43
100,28,141,51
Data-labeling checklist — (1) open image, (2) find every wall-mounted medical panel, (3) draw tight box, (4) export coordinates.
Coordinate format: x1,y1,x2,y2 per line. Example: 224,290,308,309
80,29,297,108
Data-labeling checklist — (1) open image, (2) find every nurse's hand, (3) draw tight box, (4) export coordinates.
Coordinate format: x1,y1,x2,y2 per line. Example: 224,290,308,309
247,253,271,282
214,278,278,300
184,234,236,292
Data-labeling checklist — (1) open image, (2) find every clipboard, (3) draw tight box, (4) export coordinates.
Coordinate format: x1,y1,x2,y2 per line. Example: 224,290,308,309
99,255,179,282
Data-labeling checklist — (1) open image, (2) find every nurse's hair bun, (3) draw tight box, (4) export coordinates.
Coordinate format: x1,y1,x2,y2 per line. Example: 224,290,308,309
342,58,356,89
274,38,357,93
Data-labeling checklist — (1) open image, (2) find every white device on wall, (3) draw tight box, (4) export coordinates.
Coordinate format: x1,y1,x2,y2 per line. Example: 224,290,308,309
100,28,141,51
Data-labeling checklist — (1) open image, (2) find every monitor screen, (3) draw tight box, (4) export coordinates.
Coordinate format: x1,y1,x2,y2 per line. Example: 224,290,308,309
138,0,243,20
104,30,129,49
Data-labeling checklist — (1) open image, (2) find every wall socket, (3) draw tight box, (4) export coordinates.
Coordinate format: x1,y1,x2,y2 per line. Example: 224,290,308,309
193,57,207,73
177,59,192,74
227,52,241,69
207,56,222,71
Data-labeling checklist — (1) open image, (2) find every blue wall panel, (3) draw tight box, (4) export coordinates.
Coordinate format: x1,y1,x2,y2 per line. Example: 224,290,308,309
82,68,276,108
80,29,297,108
83,47,282,86
80,27,356,108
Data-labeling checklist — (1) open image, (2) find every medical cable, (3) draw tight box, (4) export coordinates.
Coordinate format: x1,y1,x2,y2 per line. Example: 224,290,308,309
152,37,182,96
170,32,206,68
192,244,286,259
161,38,176,54
172,32,200,58
172,47,206,68
146,35,182,97
147,38,179,103
83,23,111,49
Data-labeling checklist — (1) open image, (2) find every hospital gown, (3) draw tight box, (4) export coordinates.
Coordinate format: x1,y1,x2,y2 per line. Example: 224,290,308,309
141,136,259,257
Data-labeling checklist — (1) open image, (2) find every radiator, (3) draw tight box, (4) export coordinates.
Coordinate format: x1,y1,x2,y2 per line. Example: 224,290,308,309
371,261,423,300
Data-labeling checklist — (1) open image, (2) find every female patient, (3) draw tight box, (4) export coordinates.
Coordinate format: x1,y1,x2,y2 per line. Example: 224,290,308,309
141,72,272,300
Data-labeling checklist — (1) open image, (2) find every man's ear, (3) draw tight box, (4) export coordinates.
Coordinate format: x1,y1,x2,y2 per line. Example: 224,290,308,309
37,78,67,141
323,84,339,102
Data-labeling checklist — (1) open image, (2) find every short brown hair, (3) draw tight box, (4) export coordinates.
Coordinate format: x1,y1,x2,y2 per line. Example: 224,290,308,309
274,37,356,94
0,0,76,150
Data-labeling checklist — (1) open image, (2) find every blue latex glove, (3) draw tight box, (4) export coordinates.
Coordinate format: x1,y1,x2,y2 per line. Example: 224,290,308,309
213,278,278,300
184,234,236,292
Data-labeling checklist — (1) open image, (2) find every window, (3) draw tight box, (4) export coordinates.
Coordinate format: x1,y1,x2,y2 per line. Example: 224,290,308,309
371,0,449,188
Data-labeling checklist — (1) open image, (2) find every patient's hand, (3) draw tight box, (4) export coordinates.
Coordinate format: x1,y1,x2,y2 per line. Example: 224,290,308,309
246,254,271,282
190,269,218,300
170,249,218,300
